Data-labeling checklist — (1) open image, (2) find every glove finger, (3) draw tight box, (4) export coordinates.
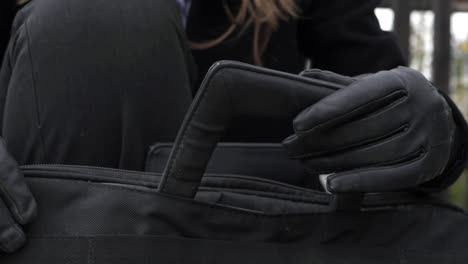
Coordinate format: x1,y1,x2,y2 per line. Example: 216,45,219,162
297,124,424,174
326,150,427,193
0,198,26,253
292,71,408,135
300,69,356,86
0,139,37,225
283,100,409,157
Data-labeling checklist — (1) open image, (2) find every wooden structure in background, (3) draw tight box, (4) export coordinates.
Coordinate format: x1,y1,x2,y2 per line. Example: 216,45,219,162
382,1,468,198
381,0,455,92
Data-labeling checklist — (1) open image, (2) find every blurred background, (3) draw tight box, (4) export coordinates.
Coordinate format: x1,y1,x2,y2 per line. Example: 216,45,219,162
374,0,468,208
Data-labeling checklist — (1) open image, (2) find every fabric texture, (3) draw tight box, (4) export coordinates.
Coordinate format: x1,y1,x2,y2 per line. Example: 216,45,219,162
0,0,194,170
0,164,466,263
0,164,465,263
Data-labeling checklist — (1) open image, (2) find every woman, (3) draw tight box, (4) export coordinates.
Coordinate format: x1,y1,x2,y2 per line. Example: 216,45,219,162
0,0,466,254
0,0,407,169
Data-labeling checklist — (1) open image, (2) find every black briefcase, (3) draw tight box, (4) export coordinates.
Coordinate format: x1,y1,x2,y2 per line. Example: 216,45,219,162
3,61,468,263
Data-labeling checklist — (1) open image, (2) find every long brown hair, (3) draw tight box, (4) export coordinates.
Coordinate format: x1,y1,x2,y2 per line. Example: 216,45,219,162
190,0,299,65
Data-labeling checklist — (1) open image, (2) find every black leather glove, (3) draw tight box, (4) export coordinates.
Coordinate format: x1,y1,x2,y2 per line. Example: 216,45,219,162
0,138,36,253
283,67,463,193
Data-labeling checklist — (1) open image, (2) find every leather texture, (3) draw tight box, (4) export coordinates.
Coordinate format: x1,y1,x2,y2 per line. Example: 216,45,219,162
0,139,36,253
284,67,460,193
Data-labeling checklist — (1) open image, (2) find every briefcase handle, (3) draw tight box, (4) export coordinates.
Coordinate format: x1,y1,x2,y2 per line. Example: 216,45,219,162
157,61,346,199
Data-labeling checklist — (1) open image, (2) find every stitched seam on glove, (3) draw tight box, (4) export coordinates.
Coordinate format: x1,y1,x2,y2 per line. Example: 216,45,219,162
305,148,425,174
326,148,427,178
289,123,410,159
295,90,408,134
340,94,409,127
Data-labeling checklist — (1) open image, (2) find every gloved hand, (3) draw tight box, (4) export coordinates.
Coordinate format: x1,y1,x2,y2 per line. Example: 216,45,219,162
0,138,36,253
283,67,457,193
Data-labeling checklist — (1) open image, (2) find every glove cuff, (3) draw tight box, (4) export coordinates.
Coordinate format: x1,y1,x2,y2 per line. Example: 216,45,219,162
418,90,468,192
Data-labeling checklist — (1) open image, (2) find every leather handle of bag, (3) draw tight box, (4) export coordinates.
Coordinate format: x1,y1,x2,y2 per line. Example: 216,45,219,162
158,61,341,198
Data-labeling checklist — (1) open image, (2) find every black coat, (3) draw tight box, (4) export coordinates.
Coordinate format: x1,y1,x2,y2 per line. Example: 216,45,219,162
1,0,405,77
0,0,408,165
187,0,406,83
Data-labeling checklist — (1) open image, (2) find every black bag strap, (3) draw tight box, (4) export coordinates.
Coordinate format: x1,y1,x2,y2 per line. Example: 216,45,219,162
158,61,341,198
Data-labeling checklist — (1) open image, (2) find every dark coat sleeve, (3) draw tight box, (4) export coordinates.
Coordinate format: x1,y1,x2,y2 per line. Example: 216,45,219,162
297,0,406,76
